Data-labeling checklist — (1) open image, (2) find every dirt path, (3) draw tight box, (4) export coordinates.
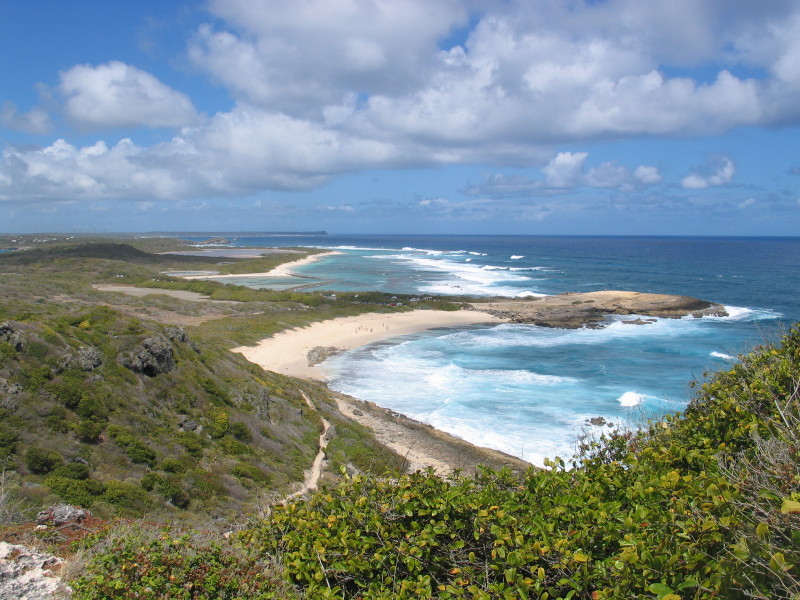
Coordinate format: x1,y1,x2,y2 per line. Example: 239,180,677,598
284,392,331,501
92,283,239,303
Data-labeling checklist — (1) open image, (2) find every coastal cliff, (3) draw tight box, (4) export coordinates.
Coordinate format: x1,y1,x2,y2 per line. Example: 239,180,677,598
475,290,727,328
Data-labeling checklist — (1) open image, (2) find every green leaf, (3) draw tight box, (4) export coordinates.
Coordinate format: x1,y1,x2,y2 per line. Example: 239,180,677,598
781,499,800,514
648,582,674,597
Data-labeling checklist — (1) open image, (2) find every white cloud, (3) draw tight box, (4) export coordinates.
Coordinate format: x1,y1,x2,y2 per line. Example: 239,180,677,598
4,0,800,205
60,61,199,129
681,156,736,189
543,152,588,188
1,103,52,134
634,165,662,185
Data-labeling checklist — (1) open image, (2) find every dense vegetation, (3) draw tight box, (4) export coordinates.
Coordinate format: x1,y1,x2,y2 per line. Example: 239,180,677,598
69,324,800,599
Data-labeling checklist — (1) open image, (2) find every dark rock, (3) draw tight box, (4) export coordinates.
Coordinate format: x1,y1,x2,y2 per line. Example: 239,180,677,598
75,346,102,371
353,408,364,417
307,346,344,366
0,322,24,351
36,503,90,525
120,336,175,376
587,416,607,426
164,326,189,343
179,417,198,431
324,424,337,441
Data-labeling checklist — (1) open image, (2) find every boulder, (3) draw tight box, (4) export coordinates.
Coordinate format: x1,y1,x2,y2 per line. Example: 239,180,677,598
120,336,175,376
36,503,91,526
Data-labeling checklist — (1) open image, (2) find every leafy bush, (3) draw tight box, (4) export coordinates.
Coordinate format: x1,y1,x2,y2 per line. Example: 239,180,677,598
232,463,268,483
50,462,91,480
229,421,253,442
24,446,63,474
71,524,296,599
0,426,18,459
160,458,188,473
102,481,152,513
176,431,207,458
74,420,103,444
46,476,106,507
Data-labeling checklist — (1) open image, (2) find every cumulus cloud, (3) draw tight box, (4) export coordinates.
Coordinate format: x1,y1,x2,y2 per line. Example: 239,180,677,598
59,61,199,129
681,155,736,189
4,0,800,205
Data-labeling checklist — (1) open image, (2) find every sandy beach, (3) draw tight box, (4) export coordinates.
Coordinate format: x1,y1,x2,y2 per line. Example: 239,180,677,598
232,309,507,380
180,250,340,280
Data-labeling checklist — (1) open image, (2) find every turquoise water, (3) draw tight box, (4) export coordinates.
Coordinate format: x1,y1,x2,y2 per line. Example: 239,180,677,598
184,235,800,465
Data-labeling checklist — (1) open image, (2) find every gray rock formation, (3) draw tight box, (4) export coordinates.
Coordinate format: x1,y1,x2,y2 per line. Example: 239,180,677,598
120,335,176,376
36,504,90,526
0,542,71,599
0,322,24,351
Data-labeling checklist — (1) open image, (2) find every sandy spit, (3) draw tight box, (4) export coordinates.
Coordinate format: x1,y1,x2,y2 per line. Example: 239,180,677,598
180,250,341,280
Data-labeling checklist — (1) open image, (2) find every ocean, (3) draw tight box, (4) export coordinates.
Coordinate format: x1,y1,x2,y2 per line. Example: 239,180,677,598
183,234,800,466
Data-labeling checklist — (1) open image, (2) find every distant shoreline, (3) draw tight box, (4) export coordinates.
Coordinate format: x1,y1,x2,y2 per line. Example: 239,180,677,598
179,250,341,280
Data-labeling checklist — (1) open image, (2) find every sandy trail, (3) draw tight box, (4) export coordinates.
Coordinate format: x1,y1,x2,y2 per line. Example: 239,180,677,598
284,391,331,501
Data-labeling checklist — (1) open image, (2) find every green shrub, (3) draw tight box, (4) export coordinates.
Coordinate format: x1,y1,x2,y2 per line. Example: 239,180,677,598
45,406,70,433
48,370,86,409
124,440,157,467
229,421,253,442
76,395,108,421
176,432,206,458
0,426,18,459
70,525,295,599
74,420,103,444
160,458,188,473
231,463,268,483
50,462,91,480
45,476,105,507
205,406,229,439
140,472,163,492
102,481,152,513
24,340,49,360
25,446,63,474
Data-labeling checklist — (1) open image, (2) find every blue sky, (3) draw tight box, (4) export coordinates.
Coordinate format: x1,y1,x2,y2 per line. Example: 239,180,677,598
1,0,799,236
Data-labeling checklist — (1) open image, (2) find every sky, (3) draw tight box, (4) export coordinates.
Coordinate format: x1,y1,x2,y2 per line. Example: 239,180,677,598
1,0,800,236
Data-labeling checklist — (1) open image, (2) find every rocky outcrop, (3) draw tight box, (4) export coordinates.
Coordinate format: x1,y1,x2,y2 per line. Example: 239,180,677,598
477,291,728,329
36,504,90,526
307,346,344,366
58,346,102,372
0,542,71,599
0,322,24,351
120,335,176,376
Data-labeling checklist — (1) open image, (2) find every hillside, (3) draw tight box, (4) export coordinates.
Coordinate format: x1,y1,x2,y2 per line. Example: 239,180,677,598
0,238,512,527
62,324,800,599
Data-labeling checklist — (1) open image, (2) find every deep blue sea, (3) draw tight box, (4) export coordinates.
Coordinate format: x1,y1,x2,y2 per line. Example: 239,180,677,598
183,234,800,466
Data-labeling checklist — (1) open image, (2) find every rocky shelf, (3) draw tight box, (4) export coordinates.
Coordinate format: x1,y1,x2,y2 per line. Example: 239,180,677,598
473,290,727,329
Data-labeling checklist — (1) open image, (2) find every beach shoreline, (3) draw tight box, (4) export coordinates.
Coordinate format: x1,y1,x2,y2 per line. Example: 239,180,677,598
232,309,507,380
180,250,340,280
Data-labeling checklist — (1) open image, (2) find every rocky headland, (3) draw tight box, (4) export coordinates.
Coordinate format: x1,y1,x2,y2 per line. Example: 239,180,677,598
475,290,727,329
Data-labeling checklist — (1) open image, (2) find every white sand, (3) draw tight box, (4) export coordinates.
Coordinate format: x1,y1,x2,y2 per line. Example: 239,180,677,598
232,309,507,380
181,251,340,280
